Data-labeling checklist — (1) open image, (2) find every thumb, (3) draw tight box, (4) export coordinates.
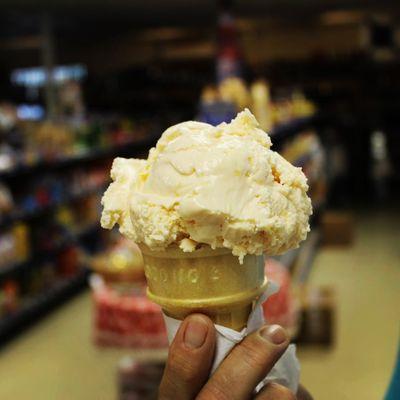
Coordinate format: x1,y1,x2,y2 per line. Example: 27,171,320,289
159,314,216,400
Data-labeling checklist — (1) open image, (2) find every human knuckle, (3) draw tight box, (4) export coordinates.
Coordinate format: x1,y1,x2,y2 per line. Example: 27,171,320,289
159,372,182,399
268,383,296,399
167,351,198,382
236,337,269,370
197,384,232,400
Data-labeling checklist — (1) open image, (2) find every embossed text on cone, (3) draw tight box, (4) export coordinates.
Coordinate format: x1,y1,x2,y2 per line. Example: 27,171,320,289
140,245,268,331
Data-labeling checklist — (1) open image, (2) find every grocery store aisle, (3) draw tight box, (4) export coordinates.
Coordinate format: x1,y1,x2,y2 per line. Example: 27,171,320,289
0,292,117,399
0,291,167,400
299,210,400,400
0,210,398,400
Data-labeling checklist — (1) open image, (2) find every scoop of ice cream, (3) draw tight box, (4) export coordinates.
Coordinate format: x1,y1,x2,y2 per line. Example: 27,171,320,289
101,109,312,261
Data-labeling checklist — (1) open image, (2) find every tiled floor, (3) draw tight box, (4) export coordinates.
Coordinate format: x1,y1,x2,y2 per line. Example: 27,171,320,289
0,210,399,399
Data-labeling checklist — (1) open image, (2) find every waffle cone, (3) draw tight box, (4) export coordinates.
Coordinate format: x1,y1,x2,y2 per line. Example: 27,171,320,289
140,245,267,331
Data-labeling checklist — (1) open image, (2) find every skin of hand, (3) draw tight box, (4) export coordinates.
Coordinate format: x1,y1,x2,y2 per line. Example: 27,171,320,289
159,314,313,400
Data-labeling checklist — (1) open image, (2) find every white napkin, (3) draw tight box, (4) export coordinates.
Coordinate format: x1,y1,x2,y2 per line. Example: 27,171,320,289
163,282,300,394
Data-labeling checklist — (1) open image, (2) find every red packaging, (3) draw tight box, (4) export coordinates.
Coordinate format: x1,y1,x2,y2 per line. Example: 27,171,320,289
91,276,167,349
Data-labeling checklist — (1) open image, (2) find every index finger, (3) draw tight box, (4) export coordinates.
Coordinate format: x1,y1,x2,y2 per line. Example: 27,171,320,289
197,324,290,400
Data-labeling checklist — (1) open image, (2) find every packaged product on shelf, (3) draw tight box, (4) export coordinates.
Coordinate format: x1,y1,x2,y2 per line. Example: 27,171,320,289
0,224,30,268
0,280,20,315
35,181,52,208
197,78,252,125
273,94,295,125
12,222,30,262
0,229,18,268
291,90,316,118
75,193,101,226
57,245,81,277
250,80,273,131
219,77,250,111
55,206,75,230
67,167,103,197
54,195,98,235
197,78,316,128
0,144,18,172
0,181,13,218
78,121,103,150
33,122,75,161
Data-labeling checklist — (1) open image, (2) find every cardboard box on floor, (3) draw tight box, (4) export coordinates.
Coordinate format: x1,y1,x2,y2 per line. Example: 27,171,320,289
321,211,354,246
294,286,336,346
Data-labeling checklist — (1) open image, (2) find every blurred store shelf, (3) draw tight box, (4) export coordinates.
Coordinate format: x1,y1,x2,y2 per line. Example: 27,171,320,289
270,115,316,144
0,134,157,180
0,269,89,344
0,184,107,230
0,123,162,344
0,110,323,347
0,224,99,280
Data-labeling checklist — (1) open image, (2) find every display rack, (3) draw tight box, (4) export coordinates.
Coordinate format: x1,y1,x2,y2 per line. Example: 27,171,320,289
0,270,89,343
0,133,160,344
0,224,99,280
0,135,157,180
0,184,107,230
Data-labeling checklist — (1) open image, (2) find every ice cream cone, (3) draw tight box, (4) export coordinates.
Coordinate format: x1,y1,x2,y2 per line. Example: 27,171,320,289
140,245,267,331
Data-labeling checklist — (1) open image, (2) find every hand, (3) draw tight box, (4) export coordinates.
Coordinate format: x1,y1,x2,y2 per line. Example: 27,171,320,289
159,314,312,400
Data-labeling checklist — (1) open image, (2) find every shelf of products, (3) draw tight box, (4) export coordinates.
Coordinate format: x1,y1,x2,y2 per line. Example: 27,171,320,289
0,114,162,343
0,76,327,345
0,223,99,279
0,183,107,230
0,213,101,344
197,76,316,129
0,169,106,271
0,269,88,343
0,135,156,180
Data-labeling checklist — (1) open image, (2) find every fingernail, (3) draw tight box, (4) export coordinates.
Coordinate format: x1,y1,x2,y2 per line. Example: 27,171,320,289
259,325,287,345
184,316,208,349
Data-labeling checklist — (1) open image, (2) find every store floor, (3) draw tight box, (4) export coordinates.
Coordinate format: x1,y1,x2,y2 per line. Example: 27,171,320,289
299,209,400,400
0,290,167,400
0,210,399,400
